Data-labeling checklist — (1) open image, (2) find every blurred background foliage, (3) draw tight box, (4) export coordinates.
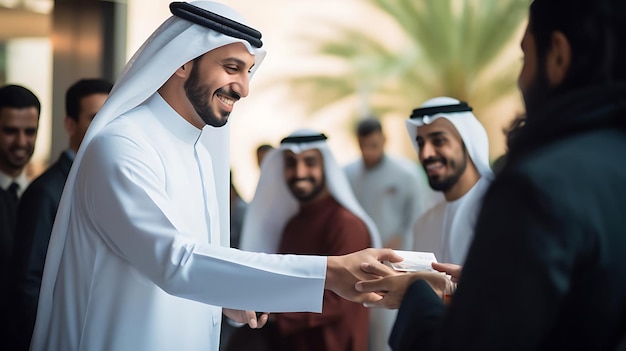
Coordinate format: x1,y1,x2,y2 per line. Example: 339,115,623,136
278,0,531,155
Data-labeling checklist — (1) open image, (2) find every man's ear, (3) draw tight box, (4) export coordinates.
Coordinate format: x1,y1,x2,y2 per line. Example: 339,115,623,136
64,116,76,137
545,31,571,86
174,60,194,78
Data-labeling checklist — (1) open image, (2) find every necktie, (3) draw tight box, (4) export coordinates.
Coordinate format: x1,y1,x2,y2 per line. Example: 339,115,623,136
7,182,19,205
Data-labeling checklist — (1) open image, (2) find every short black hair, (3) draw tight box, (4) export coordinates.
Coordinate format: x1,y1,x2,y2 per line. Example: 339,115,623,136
65,79,113,121
529,0,626,90
356,117,382,137
0,84,41,117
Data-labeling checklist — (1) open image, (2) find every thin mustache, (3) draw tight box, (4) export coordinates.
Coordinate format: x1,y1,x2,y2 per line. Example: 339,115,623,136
216,88,241,101
423,157,446,166
288,177,315,185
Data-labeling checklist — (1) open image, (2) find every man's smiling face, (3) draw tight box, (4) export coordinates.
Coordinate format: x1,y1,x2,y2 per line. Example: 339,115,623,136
184,42,255,128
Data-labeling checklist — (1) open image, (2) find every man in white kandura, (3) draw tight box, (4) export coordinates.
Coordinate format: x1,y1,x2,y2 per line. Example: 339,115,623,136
344,117,440,351
31,2,399,351
407,97,493,265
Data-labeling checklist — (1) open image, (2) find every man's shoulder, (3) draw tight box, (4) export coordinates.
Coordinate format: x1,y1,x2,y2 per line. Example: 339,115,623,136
343,159,362,174
90,106,161,152
104,104,154,134
385,155,422,174
514,129,626,183
20,176,64,210
328,199,367,227
24,156,70,195
332,202,360,219
495,129,626,223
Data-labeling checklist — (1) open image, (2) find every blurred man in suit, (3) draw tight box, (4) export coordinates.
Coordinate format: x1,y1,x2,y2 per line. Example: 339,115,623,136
9,79,112,350
0,84,40,348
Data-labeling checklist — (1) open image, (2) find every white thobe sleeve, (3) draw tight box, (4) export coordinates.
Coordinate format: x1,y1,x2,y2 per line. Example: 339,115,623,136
79,133,325,313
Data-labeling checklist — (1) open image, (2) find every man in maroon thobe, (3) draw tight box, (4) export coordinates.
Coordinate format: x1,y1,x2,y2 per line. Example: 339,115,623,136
241,129,381,351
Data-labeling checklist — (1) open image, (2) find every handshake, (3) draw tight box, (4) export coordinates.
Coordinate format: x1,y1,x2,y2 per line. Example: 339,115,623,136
326,248,461,309
227,248,462,329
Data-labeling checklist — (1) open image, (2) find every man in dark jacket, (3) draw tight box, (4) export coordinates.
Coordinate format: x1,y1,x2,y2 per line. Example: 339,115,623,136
9,78,111,350
356,0,626,350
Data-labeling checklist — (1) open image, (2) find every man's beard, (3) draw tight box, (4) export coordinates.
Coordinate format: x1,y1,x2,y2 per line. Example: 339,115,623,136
522,66,553,118
287,175,326,203
184,66,232,128
1,146,34,171
423,151,468,192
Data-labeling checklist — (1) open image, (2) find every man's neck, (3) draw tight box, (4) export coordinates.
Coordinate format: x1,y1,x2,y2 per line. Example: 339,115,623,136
0,165,22,179
299,188,331,209
364,155,384,170
0,167,26,191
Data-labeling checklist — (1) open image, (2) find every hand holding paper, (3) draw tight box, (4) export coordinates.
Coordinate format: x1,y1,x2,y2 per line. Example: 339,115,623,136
356,250,456,309
385,250,439,272
325,248,403,305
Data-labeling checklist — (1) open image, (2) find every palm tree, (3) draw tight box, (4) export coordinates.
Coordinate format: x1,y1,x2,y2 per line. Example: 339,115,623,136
281,0,530,129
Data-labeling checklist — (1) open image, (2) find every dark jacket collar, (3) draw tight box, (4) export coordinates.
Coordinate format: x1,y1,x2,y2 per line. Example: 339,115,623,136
508,83,626,164
58,151,74,177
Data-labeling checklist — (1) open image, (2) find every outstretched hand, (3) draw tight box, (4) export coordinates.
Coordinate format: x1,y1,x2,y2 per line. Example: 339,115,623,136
325,248,403,305
355,261,453,309
223,308,270,329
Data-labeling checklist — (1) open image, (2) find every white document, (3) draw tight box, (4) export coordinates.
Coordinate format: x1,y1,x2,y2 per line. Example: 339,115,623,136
387,250,438,272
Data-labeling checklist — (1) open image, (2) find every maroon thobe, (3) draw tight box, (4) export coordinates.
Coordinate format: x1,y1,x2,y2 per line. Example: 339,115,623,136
274,195,372,351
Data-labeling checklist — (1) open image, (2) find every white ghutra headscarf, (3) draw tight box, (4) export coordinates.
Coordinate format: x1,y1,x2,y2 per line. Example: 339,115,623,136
405,96,494,180
240,129,382,253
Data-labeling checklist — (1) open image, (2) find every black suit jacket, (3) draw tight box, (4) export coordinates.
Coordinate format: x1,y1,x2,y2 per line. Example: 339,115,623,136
9,152,72,350
1,182,18,270
0,186,16,266
0,181,19,348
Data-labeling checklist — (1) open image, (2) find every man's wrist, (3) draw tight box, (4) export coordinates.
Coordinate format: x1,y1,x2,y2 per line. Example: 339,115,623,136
324,256,336,290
